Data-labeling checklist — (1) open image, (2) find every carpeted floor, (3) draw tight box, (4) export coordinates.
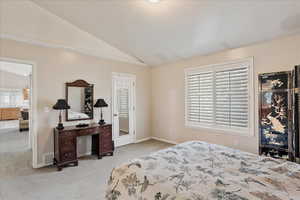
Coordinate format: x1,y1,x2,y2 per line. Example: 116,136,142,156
0,139,173,200
0,123,33,179
0,130,29,153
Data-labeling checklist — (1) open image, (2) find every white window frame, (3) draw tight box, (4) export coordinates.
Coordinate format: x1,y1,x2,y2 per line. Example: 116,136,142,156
185,57,254,136
0,88,23,107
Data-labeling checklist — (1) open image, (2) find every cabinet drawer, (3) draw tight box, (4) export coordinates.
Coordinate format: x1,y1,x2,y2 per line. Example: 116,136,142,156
59,133,76,152
60,139,76,152
60,151,76,162
60,131,75,137
102,141,112,149
101,141,112,153
101,130,111,138
101,126,112,137
101,125,112,132
77,128,98,136
101,134,112,143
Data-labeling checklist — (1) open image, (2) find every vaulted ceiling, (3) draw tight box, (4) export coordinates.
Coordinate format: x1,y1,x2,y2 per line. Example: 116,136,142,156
19,1,300,66
0,0,143,65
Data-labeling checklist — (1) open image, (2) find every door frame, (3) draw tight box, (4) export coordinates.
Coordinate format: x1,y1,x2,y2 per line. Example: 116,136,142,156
0,57,38,168
111,72,136,146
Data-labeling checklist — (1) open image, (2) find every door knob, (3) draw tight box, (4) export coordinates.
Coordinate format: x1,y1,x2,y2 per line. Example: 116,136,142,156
113,114,118,117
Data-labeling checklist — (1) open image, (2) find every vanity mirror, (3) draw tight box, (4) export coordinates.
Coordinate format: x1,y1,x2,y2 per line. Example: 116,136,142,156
66,80,94,121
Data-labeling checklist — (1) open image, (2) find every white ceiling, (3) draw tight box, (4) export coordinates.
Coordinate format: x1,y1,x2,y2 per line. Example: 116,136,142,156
31,0,300,66
0,61,32,76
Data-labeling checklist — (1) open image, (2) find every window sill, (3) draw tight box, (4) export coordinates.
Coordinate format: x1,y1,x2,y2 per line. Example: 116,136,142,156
185,123,255,138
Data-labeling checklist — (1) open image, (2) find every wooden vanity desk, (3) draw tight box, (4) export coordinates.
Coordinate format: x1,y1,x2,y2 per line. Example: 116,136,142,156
53,123,114,171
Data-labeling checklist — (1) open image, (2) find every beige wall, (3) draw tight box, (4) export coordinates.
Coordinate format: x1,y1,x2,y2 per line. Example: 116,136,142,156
151,34,300,154
0,39,151,166
2,33,300,166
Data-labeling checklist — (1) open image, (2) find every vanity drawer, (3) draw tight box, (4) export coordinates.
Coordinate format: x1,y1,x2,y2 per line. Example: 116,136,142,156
101,143,112,152
101,133,112,142
59,134,76,153
77,127,98,136
60,131,75,137
100,125,112,132
60,151,76,162
60,138,76,151
100,139,113,153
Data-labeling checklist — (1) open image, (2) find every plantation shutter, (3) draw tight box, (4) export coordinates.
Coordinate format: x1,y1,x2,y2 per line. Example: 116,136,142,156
185,60,251,133
118,89,129,118
215,66,249,128
186,71,214,125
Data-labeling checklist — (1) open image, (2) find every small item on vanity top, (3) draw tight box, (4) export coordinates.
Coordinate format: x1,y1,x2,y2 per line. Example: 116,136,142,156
76,123,89,128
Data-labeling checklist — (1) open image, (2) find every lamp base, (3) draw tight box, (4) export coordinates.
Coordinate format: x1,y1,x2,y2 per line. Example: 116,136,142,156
98,120,105,125
57,123,64,130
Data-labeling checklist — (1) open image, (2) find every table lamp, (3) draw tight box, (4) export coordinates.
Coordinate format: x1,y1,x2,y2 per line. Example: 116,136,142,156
94,99,108,125
53,99,70,130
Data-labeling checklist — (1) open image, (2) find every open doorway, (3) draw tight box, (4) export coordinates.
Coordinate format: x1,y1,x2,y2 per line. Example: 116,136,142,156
0,59,33,175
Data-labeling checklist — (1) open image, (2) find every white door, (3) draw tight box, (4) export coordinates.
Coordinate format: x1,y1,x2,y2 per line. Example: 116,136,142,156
112,73,136,147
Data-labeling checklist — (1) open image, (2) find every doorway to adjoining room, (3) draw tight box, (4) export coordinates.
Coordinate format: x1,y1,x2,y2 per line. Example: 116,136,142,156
0,60,33,176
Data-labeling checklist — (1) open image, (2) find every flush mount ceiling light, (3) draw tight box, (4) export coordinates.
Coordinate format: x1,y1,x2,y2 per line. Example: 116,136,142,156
147,0,160,3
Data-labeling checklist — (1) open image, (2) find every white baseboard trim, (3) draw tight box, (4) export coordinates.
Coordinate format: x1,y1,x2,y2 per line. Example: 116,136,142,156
78,151,92,158
135,137,152,143
135,137,178,145
151,137,178,145
35,162,50,168
35,138,177,168
36,151,92,168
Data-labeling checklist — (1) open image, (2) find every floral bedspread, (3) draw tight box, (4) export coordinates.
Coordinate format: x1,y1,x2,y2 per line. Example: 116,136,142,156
106,141,300,200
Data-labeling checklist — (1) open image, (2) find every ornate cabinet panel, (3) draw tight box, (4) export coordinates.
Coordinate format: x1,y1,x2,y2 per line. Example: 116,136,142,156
259,71,294,160
293,65,300,161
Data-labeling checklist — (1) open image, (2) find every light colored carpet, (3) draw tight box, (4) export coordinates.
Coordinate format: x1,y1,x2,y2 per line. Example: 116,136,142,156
0,120,19,130
0,140,173,200
0,126,33,179
0,126,29,153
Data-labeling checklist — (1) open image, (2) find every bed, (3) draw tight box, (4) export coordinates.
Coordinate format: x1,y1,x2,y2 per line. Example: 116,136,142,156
106,141,300,200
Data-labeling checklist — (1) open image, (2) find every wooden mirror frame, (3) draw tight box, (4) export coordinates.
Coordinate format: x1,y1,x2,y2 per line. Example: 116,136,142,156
65,79,94,121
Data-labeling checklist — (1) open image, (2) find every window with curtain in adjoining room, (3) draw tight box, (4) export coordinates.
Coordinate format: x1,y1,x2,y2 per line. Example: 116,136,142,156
185,58,254,135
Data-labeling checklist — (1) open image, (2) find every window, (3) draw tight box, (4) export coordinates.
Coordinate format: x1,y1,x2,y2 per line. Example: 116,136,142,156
185,58,253,134
118,88,129,118
0,88,23,107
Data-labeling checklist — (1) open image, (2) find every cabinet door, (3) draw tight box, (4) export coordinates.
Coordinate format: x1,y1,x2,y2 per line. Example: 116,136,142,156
100,126,113,153
59,132,76,162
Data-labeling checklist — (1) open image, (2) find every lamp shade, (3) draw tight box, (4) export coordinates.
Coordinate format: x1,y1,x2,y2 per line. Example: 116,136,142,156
53,99,70,110
94,99,108,108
